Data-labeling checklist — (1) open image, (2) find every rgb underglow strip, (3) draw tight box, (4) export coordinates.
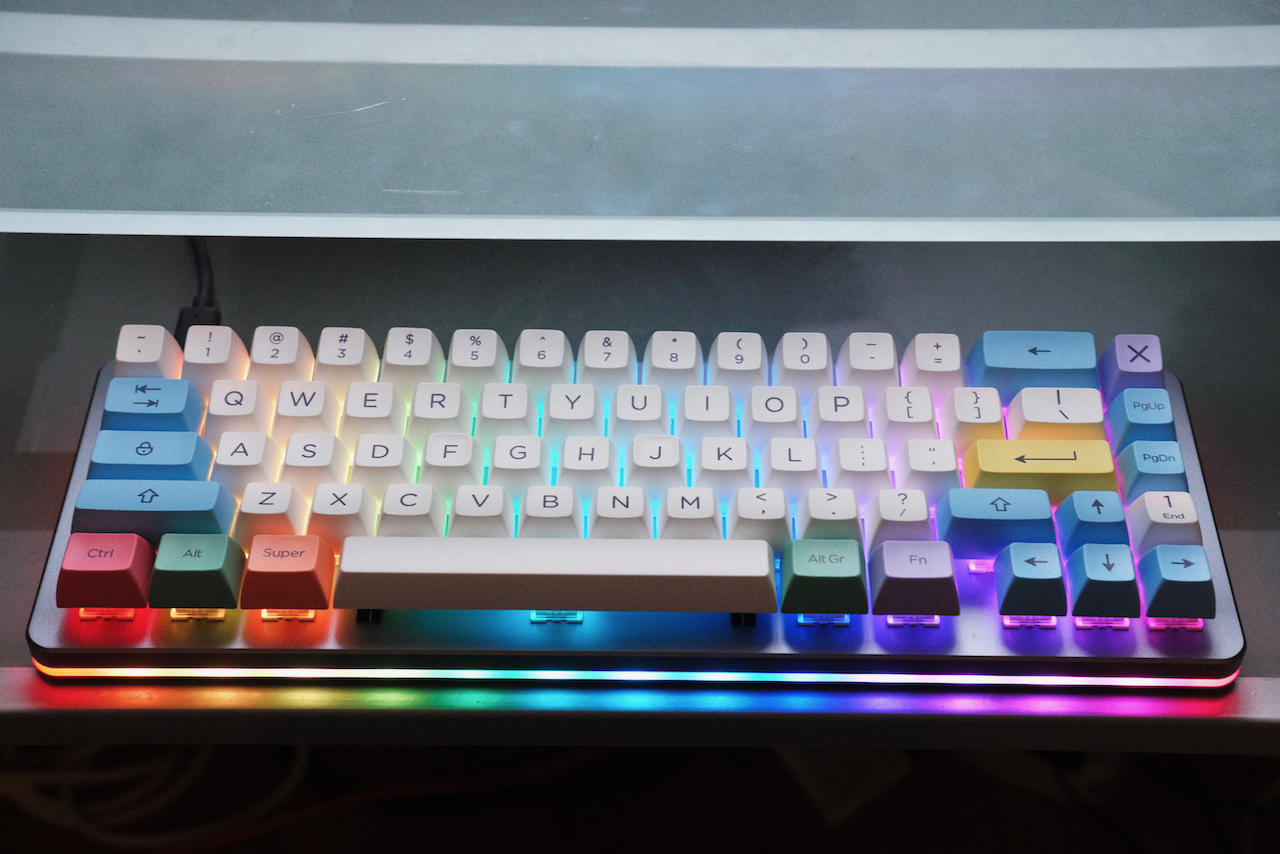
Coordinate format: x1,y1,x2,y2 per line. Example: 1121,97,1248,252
33,659,1239,690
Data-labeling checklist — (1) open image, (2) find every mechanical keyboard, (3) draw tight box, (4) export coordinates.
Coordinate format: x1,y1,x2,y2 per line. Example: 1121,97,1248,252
27,323,1245,688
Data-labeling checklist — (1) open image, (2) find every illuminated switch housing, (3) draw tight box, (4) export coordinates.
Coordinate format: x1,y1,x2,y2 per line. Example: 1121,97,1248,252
148,533,245,609
56,532,153,608
240,534,335,610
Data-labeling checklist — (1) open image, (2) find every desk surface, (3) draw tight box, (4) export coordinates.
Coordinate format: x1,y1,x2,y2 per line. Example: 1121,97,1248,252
0,235,1277,748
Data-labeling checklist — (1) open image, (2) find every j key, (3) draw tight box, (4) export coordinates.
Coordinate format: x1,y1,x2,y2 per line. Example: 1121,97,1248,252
966,331,1098,400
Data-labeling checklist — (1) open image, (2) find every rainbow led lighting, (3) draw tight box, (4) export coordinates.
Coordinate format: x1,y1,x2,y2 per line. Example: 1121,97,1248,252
32,659,1239,690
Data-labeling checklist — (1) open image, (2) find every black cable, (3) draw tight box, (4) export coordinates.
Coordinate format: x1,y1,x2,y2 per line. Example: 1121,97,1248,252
175,237,221,346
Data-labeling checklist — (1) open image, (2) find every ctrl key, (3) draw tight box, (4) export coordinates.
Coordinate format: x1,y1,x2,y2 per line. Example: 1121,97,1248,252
56,533,153,608
240,535,334,610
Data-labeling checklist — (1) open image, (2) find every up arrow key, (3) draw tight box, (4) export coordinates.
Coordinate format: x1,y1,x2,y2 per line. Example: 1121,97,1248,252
990,497,1011,511
138,488,160,503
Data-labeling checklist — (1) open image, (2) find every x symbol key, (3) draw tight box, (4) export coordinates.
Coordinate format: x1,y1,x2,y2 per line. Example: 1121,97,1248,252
1127,344,1151,363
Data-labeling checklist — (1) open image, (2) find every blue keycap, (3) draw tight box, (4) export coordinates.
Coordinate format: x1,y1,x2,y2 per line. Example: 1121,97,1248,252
1066,543,1140,617
1054,490,1129,555
966,331,1098,400
102,378,204,432
1139,545,1215,618
936,488,1054,560
1105,388,1175,453
72,479,235,544
995,543,1067,616
1098,334,1164,404
88,431,213,481
1116,440,1187,502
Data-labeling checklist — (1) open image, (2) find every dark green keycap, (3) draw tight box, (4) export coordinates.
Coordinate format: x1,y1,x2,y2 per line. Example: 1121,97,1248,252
148,533,244,608
780,540,867,614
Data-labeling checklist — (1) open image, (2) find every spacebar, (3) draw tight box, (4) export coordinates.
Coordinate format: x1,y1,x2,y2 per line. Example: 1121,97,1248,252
333,537,779,612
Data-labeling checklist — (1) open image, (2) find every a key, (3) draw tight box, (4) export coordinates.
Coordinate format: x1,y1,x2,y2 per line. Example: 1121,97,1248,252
810,387,870,456
446,329,510,397
727,487,791,552
577,331,637,398
474,383,536,445
935,488,1055,560
994,542,1067,616
181,325,249,400
963,439,1117,503
835,333,898,403
742,386,802,448
314,327,380,393
675,385,735,446
772,332,832,404
248,326,315,397
966,331,1098,400
512,329,573,398
868,540,960,616
518,486,581,539
419,433,483,498
1006,387,1106,441
233,482,308,547
642,331,704,395
657,487,722,540
900,334,964,398
1099,334,1164,405
115,324,183,379
489,436,552,493
209,431,283,497
892,439,960,505
557,437,618,494
380,328,446,402
707,332,768,400
89,430,213,482
377,484,446,538
796,488,861,541
239,534,335,610
864,489,932,551
349,434,419,498
588,486,652,539
759,437,822,503
449,485,515,538
307,483,378,549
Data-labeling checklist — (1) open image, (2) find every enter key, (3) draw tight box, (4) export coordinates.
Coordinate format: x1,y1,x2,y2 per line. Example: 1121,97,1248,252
963,439,1117,503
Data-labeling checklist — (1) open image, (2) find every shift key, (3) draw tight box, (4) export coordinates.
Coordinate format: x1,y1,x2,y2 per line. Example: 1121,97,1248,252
73,479,235,544
963,440,1117,503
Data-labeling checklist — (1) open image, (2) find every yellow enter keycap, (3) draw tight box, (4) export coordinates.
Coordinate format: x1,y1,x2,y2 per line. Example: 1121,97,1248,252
963,440,1117,503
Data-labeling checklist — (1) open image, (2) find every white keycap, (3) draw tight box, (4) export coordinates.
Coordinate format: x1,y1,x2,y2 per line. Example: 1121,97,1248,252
248,326,315,397
314,327,379,393
281,433,352,496
420,433,483,498
181,326,249,399
489,435,551,493
350,434,419,497
577,330,637,398
676,385,735,446
893,438,960,504
940,387,1005,454
1006,387,1106,441
377,484,445,538
1125,491,1202,553
511,329,573,398
588,486,652,539
610,385,669,445
308,483,378,549
772,332,832,404
797,488,862,541
826,438,893,502
446,329,510,397
340,382,407,447
557,436,619,493
209,431,282,497
204,379,273,442
273,381,339,444
543,384,603,447
233,482,308,547
707,332,768,401
115,324,183,379
865,489,932,550
836,332,898,403
872,387,937,455
518,486,582,539
625,435,686,495
407,382,471,451
727,487,791,552
475,383,536,445
642,331,704,395
900,333,964,398
380,328,446,402
693,437,753,501
333,537,777,612
658,487,722,539
760,437,822,503
811,386,870,455
449,485,514,538
741,385,803,449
